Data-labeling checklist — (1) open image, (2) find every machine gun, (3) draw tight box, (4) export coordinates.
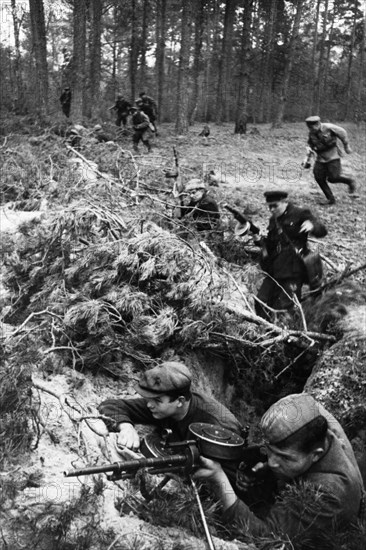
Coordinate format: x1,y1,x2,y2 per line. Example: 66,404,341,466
64,423,245,481
64,424,248,550
224,204,260,236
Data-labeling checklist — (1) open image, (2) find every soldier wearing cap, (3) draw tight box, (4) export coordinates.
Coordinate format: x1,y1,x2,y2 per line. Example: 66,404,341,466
130,102,152,153
254,190,327,321
304,115,357,204
93,124,114,143
194,393,365,545
98,361,241,452
139,91,158,134
178,179,220,232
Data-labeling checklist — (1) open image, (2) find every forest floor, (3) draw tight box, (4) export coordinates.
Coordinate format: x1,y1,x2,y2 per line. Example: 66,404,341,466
154,121,366,275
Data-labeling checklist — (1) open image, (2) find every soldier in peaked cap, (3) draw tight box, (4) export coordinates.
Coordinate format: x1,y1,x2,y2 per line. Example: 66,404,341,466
304,115,357,204
193,393,365,547
253,190,327,322
99,361,241,452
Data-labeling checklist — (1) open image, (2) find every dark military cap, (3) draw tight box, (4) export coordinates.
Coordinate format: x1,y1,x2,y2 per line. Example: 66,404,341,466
264,190,288,202
305,115,321,124
135,362,192,398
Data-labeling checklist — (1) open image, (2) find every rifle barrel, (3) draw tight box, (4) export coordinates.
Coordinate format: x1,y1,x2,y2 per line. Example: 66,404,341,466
64,453,187,478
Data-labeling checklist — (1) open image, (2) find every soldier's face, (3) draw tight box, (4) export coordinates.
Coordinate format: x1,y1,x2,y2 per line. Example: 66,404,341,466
265,444,318,479
307,122,321,131
268,200,287,218
145,395,183,419
189,189,204,202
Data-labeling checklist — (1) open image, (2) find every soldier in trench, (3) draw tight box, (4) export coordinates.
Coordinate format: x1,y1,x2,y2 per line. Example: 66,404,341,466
98,361,244,490
193,392,365,546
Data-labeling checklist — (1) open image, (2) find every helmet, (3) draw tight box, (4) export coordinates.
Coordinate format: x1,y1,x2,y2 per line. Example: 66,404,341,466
135,98,143,105
94,124,102,131
185,179,206,192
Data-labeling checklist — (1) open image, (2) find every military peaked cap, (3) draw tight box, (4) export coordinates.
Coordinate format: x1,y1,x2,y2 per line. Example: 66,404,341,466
305,115,321,124
264,190,288,202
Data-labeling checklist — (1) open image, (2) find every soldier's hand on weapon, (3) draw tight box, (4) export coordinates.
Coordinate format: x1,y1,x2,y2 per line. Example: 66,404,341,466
300,220,314,233
236,461,267,492
192,456,224,482
116,423,140,451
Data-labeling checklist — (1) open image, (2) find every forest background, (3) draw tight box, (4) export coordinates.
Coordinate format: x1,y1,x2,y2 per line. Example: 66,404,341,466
1,0,365,131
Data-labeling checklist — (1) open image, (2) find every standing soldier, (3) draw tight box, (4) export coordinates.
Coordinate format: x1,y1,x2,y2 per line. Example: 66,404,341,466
304,115,357,205
139,91,158,134
130,104,152,153
109,94,132,128
60,87,71,118
254,190,327,321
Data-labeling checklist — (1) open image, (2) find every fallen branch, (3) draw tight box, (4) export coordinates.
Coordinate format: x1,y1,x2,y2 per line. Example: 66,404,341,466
223,301,336,344
66,145,129,192
303,260,366,300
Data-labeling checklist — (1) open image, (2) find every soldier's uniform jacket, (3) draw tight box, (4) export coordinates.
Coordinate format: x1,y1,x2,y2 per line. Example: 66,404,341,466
262,202,327,280
307,123,350,163
114,98,131,114
132,110,153,140
98,392,241,443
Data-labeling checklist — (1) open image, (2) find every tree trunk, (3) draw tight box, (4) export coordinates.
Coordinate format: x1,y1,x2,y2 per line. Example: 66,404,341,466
355,4,365,124
139,0,149,91
344,4,357,120
234,0,253,134
203,0,220,121
71,0,87,122
155,0,166,122
323,10,335,105
258,0,277,123
11,0,25,113
87,0,102,118
313,0,329,116
310,0,321,114
28,0,48,117
216,0,237,123
272,0,304,127
188,0,206,125
130,0,139,102
175,0,194,134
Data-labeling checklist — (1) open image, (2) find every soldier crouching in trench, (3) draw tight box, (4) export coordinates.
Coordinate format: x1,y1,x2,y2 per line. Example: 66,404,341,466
193,393,365,547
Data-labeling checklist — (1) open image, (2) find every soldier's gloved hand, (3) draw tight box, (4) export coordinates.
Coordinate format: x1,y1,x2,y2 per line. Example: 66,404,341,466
300,220,314,233
344,145,352,154
116,423,140,451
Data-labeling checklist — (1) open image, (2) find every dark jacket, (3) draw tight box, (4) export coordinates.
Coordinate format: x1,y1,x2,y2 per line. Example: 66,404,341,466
132,111,150,131
180,193,220,231
223,413,364,545
114,98,131,114
98,391,241,442
262,202,327,280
